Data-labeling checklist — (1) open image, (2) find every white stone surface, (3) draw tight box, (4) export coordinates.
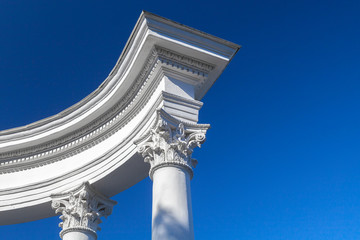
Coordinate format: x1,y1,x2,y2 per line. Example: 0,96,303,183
152,166,194,240
0,11,239,225
62,231,96,240
51,182,116,240
135,110,208,239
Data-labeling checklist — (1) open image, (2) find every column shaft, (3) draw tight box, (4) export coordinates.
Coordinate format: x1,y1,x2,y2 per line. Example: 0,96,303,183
135,110,209,240
62,231,96,240
152,166,194,240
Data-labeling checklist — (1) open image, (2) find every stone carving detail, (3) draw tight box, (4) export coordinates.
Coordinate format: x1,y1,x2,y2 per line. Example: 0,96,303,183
155,46,214,72
51,182,117,239
0,46,212,175
136,110,209,180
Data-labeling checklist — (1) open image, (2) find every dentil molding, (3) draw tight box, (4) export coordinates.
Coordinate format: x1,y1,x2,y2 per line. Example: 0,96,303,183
0,46,213,174
0,11,239,225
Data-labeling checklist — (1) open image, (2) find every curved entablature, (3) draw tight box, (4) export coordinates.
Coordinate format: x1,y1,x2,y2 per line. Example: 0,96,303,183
0,11,239,225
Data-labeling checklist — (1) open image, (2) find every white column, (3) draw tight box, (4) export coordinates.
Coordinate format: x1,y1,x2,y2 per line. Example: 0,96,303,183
51,182,117,240
152,166,194,240
62,230,97,240
136,110,209,240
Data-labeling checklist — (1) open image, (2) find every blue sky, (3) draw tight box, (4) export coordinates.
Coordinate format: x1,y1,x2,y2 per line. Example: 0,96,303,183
1,0,360,239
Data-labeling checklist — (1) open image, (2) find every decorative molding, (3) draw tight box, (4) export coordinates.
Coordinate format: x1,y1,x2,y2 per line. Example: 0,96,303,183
161,91,203,109
0,11,239,225
155,46,215,73
144,11,240,60
0,47,159,161
51,182,116,240
59,226,97,240
0,46,212,174
135,109,209,180
0,91,179,196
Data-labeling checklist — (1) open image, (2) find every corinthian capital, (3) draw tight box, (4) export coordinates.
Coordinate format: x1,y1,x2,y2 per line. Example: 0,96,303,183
51,182,117,239
135,110,210,180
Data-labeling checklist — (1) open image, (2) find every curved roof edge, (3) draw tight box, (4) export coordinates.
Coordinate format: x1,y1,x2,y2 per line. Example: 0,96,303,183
0,11,239,225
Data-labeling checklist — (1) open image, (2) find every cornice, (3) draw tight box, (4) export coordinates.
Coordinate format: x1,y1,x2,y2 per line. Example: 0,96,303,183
142,11,240,60
0,46,212,174
0,10,238,147
0,12,239,225
0,48,158,168
155,46,215,73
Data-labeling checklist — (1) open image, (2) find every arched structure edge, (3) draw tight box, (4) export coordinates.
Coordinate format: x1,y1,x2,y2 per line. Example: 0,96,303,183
0,11,239,225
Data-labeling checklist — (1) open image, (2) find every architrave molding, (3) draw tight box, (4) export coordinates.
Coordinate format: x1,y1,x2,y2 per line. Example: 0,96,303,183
0,46,211,174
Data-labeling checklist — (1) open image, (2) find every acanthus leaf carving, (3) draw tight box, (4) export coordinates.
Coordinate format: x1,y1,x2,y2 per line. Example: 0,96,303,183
136,110,209,180
51,182,116,239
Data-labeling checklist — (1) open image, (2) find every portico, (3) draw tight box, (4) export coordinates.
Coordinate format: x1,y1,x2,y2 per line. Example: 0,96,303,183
0,11,239,239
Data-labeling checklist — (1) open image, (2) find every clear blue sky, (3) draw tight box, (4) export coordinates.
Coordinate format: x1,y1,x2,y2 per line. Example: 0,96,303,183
1,0,360,239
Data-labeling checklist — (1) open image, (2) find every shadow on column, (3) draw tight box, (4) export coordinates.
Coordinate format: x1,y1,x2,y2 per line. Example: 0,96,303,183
153,205,191,240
